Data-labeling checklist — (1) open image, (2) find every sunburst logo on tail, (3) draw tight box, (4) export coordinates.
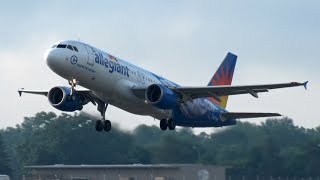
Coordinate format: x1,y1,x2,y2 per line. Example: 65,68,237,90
207,52,237,108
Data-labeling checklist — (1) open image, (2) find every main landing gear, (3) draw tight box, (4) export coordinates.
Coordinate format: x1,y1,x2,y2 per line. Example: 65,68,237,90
67,78,112,132
95,101,112,132
160,119,176,131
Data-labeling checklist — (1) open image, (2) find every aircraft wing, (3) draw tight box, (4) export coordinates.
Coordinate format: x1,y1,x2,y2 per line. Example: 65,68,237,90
173,81,308,100
220,112,281,120
18,88,97,105
132,81,308,101
18,89,48,97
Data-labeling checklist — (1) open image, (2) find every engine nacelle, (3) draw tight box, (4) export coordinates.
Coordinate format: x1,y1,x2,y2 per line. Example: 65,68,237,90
145,84,178,109
48,86,83,112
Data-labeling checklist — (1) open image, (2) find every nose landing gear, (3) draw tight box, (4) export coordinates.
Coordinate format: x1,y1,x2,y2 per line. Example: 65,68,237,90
68,78,78,95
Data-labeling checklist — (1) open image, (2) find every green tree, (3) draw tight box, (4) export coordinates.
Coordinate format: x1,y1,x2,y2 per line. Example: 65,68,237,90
0,132,12,175
2,112,320,179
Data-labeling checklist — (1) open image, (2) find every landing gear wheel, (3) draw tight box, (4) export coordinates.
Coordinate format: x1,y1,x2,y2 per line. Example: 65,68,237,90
96,101,111,132
168,119,176,130
160,119,168,131
104,120,112,132
95,120,104,132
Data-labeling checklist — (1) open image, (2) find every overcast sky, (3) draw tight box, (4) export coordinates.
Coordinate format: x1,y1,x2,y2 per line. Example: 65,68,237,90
1,1,319,132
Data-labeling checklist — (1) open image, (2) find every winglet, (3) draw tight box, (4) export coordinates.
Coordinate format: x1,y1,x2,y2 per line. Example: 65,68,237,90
18,88,24,97
303,81,308,90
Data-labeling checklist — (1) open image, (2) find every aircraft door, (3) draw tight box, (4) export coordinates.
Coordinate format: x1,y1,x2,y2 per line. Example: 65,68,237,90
84,45,95,66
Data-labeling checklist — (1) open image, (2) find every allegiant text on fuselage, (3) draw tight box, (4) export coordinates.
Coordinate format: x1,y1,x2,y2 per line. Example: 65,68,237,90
95,52,129,77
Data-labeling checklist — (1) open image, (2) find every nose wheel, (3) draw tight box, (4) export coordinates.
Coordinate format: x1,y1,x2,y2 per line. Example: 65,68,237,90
95,101,112,132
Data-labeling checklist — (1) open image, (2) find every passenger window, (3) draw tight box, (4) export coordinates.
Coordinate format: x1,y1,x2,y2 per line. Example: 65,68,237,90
57,44,67,48
67,45,74,50
52,45,57,48
73,46,78,52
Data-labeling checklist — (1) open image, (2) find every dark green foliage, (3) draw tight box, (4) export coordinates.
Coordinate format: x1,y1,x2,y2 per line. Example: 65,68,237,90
0,132,12,175
2,112,320,179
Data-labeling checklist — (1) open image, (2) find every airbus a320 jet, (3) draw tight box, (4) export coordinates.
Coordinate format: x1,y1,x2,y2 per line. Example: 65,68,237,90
18,40,308,132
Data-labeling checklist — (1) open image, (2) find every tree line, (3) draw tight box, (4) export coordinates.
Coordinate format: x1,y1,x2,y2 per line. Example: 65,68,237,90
0,112,320,179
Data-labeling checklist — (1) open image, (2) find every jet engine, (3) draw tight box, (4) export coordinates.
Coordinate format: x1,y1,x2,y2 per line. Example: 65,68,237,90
145,84,178,109
48,86,84,112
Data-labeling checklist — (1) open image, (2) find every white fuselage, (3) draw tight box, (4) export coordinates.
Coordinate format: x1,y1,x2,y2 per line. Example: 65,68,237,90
46,40,171,120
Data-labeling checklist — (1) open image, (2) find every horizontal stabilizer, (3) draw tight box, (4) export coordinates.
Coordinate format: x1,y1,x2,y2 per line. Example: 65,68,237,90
221,112,281,120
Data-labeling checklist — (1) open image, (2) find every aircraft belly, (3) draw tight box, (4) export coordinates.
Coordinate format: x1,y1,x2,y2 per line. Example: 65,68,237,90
94,91,166,117
173,98,227,127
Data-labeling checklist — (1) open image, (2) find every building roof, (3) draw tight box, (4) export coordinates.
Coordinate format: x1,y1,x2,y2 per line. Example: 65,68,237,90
25,164,227,169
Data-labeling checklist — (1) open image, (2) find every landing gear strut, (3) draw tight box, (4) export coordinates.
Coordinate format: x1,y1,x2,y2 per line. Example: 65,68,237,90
68,78,78,95
160,119,176,131
67,79,112,132
95,101,111,132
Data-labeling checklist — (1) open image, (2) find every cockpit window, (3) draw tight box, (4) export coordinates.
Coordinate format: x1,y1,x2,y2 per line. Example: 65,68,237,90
57,44,67,48
67,45,74,50
73,46,78,52
53,44,78,52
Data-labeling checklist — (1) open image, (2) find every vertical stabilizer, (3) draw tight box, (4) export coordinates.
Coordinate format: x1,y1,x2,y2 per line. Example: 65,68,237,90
207,52,237,108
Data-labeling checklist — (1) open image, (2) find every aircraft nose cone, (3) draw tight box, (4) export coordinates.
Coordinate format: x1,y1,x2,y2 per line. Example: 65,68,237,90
44,49,58,70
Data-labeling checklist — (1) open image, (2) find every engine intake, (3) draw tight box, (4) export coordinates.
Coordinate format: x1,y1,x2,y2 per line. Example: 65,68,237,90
48,86,83,112
145,84,178,109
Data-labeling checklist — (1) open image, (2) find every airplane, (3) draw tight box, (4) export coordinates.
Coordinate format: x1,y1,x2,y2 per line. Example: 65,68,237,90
18,40,308,132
